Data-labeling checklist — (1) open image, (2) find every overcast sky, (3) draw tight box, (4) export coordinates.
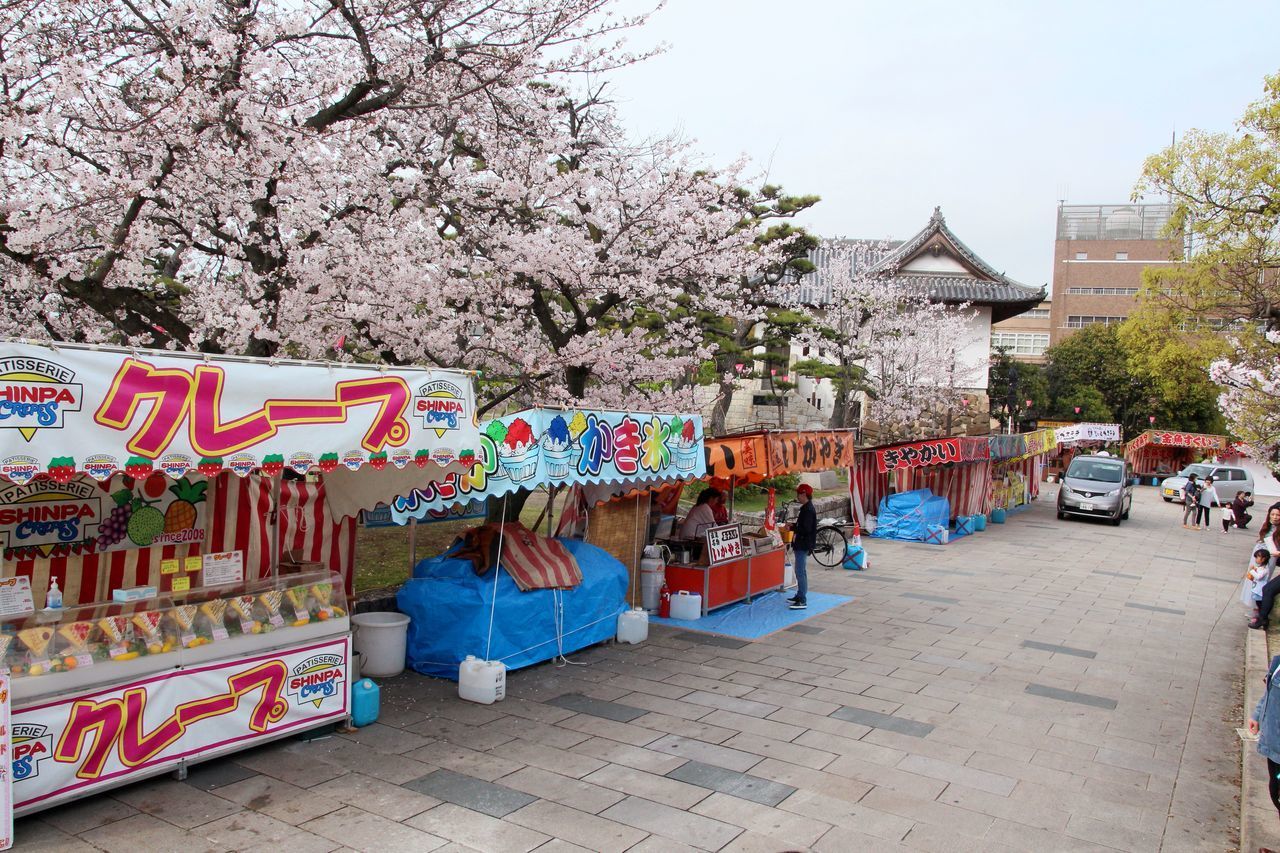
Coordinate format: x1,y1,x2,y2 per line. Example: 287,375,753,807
606,1,1280,292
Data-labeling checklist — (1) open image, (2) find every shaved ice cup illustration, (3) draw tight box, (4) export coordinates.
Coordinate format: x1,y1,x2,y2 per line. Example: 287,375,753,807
497,417,540,482
543,415,573,479
673,417,700,471
484,421,510,480
568,412,588,472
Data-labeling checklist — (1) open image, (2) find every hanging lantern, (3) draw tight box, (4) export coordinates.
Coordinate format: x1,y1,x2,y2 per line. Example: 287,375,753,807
1148,415,1156,425
1074,406,1081,415
734,362,745,372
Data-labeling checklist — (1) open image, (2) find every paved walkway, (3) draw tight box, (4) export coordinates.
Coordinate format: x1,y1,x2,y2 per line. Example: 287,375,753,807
14,486,1246,852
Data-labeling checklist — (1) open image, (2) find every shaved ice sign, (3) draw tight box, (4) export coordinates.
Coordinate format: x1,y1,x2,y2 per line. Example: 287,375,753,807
391,408,706,523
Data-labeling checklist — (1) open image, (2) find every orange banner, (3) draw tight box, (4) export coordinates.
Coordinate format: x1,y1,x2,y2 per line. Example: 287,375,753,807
703,433,769,481
767,431,857,474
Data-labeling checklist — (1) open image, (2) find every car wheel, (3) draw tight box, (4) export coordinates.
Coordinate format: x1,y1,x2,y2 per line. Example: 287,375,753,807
1122,507,1130,520
1057,510,1066,520
1111,512,1122,526
1162,496,1172,503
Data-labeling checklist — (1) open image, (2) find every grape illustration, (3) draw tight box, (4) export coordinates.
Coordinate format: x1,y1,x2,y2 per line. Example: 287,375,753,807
97,490,136,550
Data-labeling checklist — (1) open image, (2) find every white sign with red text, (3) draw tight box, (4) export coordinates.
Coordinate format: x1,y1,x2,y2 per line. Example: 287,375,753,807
705,523,744,567
10,636,348,812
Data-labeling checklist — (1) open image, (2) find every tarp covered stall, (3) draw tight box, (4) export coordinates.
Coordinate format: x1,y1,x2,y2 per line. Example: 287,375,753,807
397,538,627,679
850,437,991,527
870,489,951,542
1125,430,1228,479
990,428,1056,510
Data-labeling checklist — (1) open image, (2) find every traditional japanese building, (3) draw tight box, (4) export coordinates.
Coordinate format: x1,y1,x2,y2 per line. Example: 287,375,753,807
699,207,1045,439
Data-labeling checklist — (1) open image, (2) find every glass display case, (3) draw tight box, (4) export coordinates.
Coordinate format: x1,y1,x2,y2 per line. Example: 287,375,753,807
1,571,349,702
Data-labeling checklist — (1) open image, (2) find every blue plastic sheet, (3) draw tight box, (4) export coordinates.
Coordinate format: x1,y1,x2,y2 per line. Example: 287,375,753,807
871,489,951,542
397,538,627,680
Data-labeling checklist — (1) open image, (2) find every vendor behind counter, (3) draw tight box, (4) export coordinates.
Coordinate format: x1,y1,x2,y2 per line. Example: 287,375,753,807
679,488,724,539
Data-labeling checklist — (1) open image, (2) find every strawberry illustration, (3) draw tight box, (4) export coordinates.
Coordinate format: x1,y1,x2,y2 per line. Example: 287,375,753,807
46,456,76,483
261,454,284,476
318,452,340,473
124,456,153,478
197,457,223,476
413,449,431,468
368,451,388,471
458,449,477,469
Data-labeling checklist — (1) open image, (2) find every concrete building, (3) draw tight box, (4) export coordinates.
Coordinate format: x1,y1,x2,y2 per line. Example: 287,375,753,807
990,299,1052,363
1048,203,1183,346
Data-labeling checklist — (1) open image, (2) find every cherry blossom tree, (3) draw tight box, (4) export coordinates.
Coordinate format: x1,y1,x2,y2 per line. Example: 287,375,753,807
1211,331,1280,476
789,241,981,440
1,0,809,413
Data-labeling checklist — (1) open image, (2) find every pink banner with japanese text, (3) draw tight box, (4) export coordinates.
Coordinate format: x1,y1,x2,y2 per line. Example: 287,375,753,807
0,342,478,485
11,636,348,812
874,437,989,474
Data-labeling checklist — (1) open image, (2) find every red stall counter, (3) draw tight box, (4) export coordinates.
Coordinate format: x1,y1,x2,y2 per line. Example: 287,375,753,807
663,548,786,616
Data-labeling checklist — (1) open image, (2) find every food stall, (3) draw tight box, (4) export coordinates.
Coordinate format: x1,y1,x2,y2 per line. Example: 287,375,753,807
1124,429,1229,481
1045,423,1122,480
989,429,1055,511
677,430,857,614
0,341,479,817
851,436,991,541
390,408,707,672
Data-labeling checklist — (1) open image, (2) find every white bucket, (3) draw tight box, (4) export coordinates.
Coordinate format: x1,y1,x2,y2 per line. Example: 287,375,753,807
617,608,649,644
351,611,410,677
459,655,507,704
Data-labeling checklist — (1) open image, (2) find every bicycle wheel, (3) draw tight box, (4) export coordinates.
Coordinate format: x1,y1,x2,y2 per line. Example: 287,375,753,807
811,527,846,569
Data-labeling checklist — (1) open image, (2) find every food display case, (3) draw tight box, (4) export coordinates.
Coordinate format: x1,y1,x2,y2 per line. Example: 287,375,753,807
5,572,351,816
663,547,786,616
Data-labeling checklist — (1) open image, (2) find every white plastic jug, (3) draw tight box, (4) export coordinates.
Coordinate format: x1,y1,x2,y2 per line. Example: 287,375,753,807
459,655,507,704
617,608,649,644
670,590,702,621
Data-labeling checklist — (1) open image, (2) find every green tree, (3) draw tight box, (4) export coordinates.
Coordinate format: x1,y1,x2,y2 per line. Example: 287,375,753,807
1043,325,1153,437
987,348,1049,431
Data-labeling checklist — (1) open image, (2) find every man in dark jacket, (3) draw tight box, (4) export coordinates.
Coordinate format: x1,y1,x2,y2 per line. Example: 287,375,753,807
789,484,818,610
1233,491,1255,530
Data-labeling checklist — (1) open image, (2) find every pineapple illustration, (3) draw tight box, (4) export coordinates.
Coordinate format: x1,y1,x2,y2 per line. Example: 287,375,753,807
164,478,208,533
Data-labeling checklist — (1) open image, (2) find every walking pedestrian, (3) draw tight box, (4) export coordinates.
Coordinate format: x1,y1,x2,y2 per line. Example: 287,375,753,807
786,483,816,611
1181,473,1201,529
1197,476,1219,530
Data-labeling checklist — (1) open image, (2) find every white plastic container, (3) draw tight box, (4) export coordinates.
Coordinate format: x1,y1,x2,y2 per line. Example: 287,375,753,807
640,571,665,611
617,608,649,644
865,515,877,534
783,557,796,589
351,611,410,677
459,655,507,704
670,591,702,621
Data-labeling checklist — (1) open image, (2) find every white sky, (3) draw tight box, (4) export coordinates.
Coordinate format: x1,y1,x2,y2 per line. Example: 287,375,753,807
606,0,1280,291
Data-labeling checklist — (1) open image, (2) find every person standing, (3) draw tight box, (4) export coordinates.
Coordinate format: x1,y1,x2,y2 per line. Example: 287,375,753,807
1181,473,1201,529
1248,653,1280,821
1197,476,1220,530
788,484,817,611
1247,506,1280,629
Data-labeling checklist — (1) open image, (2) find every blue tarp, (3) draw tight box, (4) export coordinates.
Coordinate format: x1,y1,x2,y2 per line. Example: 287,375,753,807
397,538,627,680
871,489,951,542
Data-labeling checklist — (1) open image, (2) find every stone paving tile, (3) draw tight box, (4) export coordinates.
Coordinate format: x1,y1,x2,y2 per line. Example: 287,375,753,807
78,813,225,853
569,736,689,775
181,758,259,791
505,799,647,853
1019,639,1098,658
199,809,340,852
112,776,244,829
1024,682,1120,710
830,705,935,737
779,788,916,843
665,759,797,807
211,774,344,825
555,712,664,746
39,794,139,835
786,624,825,634
496,765,625,814
691,791,831,847
900,592,961,604
1124,601,1188,615
646,733,765,772
303,805,452,852
404,803,549,853
310,772,441,821
582,762,711,809
10,818,100,853
599,795,743,851
675,631,750,649
546,692,647,722
492,736,607,778
406,741,526,782
402,768,536,818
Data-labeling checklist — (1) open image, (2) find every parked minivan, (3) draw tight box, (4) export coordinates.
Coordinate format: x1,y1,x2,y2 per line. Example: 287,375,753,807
1057,454,1133,525
1159,463,1254,504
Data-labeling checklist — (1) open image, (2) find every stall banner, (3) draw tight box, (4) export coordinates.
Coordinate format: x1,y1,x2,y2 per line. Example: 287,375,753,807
11,636,348,811
0,669,10,851
0,342,478,483
1016,428,1058,460
1126,429,1228,453
1054,423,1121,445
703,433,769,481
875,437,989,474
0,473,207,562
987,434,1028,461
391,409,704,524
766,431,857,475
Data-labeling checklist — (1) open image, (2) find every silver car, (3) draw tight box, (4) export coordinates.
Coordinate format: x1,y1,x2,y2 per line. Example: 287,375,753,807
1057,454,1133,526
1160,463,1254,504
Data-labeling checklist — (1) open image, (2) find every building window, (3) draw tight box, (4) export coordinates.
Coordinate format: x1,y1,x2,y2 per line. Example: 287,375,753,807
1065,287,1139,295
1021,308,1050,319
991,332,1050,356
1065,315,1127,328
1075,252,1088,260
1115,251,1129,260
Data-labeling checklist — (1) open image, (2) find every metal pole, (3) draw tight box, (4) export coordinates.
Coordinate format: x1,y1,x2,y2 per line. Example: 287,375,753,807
268,474,283,580
408,517,417,574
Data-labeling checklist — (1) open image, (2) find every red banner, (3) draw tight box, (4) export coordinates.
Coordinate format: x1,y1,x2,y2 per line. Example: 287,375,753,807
874,437,989,474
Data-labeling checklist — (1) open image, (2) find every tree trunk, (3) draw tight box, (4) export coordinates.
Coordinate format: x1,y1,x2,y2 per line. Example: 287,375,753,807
710,376,735,435
565,364,590,399
485,489,531,524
